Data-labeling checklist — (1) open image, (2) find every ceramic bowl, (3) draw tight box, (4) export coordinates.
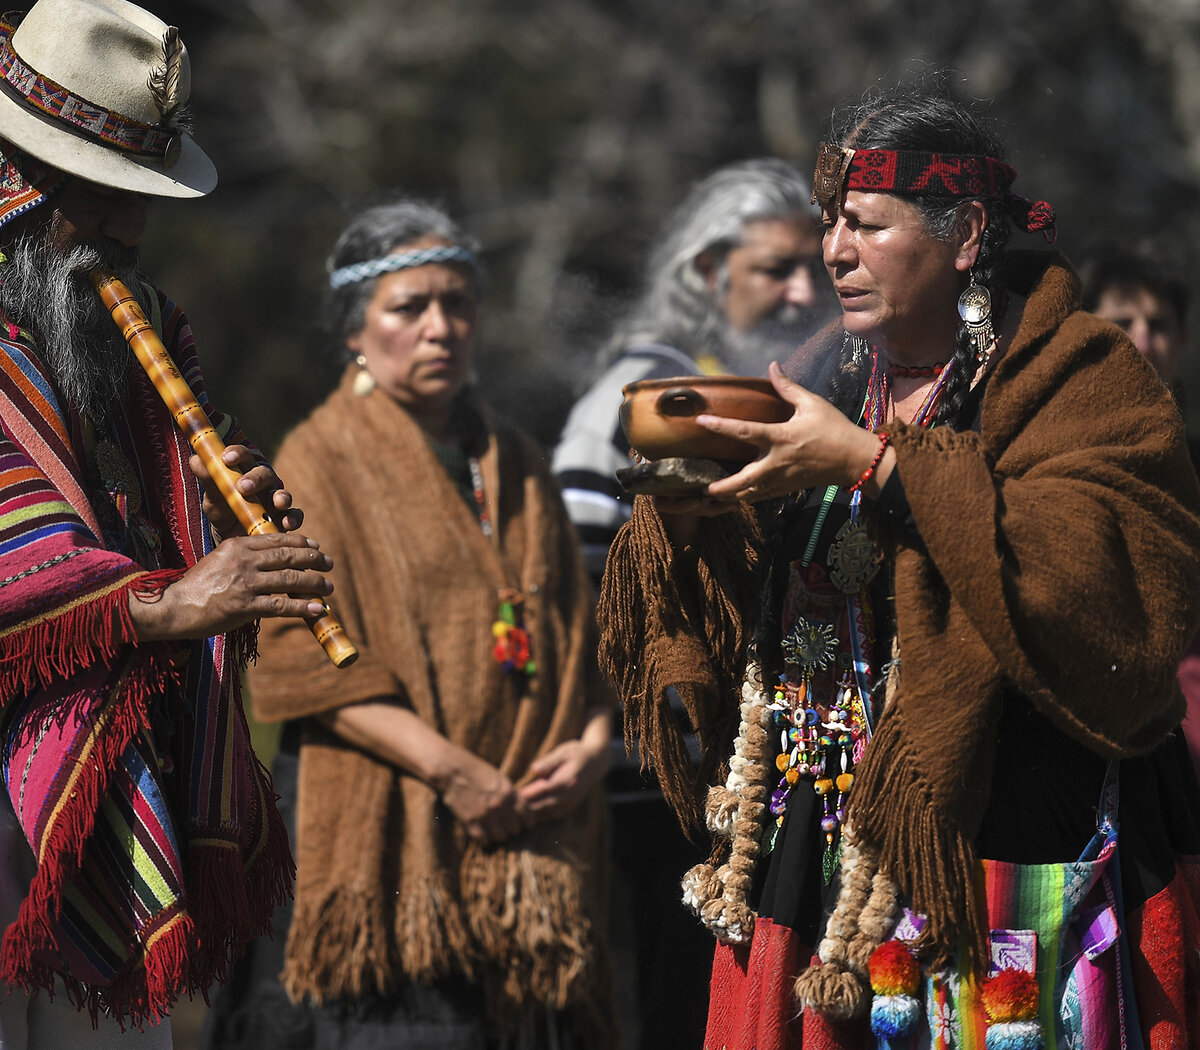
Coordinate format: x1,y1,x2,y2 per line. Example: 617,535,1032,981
619,375,791,462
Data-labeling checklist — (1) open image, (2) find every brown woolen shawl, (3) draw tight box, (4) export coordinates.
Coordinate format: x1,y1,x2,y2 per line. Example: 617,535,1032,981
248,367,613,1033
818,250,1200,973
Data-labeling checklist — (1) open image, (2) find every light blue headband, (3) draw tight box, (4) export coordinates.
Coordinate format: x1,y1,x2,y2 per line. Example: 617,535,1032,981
328,244,477,290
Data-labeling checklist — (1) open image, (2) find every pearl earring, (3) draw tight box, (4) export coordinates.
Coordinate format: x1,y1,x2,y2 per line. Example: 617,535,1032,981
352,353,376,397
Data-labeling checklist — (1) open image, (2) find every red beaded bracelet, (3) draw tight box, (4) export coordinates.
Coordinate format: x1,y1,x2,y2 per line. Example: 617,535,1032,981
848,433,890,493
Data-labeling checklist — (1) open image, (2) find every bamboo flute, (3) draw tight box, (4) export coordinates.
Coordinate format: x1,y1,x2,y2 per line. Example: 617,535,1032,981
91,269,358,668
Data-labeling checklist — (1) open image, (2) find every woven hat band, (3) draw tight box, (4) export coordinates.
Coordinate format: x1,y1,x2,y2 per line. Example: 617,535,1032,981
0,14,179,164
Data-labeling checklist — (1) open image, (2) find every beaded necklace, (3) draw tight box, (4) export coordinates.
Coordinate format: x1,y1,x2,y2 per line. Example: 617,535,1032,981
767,348,956,879
868,349,954,429
466,451,536,676
887,361,946,379
466,455,494,538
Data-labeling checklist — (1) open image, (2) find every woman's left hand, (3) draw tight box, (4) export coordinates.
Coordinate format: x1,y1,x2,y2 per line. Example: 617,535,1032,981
517,741,607,822
518,710,611,822
190,444,305,537
700,361,883,502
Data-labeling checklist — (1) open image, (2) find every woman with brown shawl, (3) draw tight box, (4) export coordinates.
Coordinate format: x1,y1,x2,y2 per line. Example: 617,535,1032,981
599,81,1200,1049
217,198,613,1049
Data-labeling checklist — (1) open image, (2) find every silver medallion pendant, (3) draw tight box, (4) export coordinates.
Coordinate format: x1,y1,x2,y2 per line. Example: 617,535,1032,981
827,518,880,594
957,281,992,331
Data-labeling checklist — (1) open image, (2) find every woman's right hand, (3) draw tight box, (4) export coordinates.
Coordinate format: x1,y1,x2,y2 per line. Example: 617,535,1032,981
438,752,533,846
128,532,334,641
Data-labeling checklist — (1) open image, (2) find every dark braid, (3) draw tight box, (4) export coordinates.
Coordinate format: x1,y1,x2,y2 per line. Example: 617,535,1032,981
827,77,1016,425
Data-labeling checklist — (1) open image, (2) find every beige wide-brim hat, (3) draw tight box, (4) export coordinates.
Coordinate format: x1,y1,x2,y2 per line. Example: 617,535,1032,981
0,0,216,198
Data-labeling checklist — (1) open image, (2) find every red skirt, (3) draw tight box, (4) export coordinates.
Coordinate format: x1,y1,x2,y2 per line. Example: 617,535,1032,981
704,917,871,1050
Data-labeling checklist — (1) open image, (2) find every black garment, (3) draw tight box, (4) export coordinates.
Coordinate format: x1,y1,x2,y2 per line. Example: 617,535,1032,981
607,792,712,1050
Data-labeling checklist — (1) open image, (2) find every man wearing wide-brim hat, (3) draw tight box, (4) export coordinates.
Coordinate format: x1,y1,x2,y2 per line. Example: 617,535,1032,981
0,1,334,1046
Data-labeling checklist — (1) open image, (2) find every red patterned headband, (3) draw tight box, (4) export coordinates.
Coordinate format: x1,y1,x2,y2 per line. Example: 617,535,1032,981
812,141,1057,241
0,14,181,165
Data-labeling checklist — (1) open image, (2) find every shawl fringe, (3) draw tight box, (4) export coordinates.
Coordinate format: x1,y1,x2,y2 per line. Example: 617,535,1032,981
462,846,600,1027
4,910,197,1031
282,885,396,1007
845,711,985,972
282,846,605,1036
185,816,292,991
0,642,185,1027
0,567,185,701
598,496,762,830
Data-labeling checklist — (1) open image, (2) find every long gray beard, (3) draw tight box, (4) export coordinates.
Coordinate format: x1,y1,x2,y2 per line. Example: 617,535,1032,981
721,305,824,376
0,236,147,426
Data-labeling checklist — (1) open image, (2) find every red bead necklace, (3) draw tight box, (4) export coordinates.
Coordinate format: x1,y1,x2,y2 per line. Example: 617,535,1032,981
887,361,947,379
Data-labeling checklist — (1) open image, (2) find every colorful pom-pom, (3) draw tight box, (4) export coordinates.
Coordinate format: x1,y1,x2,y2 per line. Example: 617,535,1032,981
985,1019,1044,1050
492,622,533,674
981,968,1039,1023
868,939,919,996
870,994,921,1039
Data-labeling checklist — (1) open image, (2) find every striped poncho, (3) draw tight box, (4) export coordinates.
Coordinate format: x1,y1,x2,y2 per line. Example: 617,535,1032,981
0,288,290,1024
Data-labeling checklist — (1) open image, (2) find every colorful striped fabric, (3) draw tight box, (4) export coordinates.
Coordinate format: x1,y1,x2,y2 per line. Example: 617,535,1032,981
920,769,1129,1050
0,290,290,1024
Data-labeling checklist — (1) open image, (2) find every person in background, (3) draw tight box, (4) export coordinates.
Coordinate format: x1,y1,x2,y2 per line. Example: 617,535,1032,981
1077,239,1197,469
218,197,614,1050
1078,239,1200,782
553,157,829,582
551,157,831,1050
0,1,325,1046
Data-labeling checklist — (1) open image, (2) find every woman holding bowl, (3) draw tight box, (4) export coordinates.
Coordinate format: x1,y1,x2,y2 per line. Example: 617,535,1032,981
600,81,1200,1049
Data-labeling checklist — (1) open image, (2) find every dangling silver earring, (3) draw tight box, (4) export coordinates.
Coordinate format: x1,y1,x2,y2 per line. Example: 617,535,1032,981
957,270,995,366
352,352,376,397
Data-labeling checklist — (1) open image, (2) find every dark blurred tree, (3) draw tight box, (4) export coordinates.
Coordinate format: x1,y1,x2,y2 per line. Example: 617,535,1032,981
134,0,1200,454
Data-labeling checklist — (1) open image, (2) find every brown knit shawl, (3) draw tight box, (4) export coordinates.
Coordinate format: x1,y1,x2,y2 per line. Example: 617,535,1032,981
853,251,1200,968
248,367,612,1034
600,250,1200,976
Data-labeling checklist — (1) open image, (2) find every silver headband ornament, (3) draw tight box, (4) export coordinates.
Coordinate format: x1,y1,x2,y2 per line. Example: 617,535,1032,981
328,244,477,290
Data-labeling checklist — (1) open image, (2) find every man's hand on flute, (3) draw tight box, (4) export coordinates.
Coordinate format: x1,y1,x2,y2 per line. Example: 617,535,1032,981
127,533,335,642
191,443,303,537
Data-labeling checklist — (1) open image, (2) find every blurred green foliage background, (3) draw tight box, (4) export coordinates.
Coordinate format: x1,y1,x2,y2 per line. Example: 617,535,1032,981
138,0,1200,454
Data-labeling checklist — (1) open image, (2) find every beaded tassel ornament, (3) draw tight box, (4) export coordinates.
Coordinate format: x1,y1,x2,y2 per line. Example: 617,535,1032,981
768,616,868,882
491,589,535,675
467,458,536,677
